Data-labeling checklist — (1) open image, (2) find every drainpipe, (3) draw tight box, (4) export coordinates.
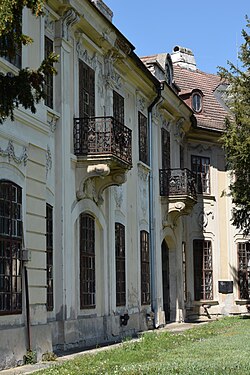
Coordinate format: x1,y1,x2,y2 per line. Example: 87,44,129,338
148,84,162,325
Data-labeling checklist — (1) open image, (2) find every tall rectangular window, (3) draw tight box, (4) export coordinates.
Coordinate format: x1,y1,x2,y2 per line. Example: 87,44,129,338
80,214,95,309
0,181,22,315
113,91,124,124
44,36,54,108
139,112,148,165
46,204,53,311
115,223,126,306
79,60,95,117
193,240,213,300
191,155,210,194
161,128,170,169
0,25,22,69
238,242,250,299
141,230,150,305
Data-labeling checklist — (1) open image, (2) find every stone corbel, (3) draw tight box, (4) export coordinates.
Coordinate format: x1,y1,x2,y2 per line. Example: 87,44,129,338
163,199,195,228
61,8,80,41
77,164,127,205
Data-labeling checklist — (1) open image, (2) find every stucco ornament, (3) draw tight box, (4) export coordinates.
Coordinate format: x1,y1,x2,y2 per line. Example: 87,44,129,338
138,165,149,218
174,117,185,143
104,50,123,90
0,140,28,166
44,9,56,35
46,145,52,177
114,185,124,210
61,8,79,41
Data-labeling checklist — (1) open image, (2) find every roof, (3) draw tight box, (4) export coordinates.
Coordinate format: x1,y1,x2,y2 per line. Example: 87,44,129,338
173,65,229,131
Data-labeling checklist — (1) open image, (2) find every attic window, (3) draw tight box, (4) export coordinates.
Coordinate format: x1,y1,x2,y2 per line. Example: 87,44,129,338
192,92,202,113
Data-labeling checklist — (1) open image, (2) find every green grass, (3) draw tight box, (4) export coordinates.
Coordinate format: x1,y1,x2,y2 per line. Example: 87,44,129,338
36,316,250,374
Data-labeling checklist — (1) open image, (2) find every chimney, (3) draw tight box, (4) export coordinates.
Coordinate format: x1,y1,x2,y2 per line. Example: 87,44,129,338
171,46,196,71
91,0,113,22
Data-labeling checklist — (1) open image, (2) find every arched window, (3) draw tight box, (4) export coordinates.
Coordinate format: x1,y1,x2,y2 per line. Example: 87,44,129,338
0,181,23,314
80,213,95,309
192,92,202,113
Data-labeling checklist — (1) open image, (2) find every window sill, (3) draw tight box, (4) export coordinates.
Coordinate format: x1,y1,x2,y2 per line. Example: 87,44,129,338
193,300,219,306
235,299,250,305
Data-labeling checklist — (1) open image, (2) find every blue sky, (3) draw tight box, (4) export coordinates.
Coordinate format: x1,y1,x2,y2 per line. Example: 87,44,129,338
104,1,248,74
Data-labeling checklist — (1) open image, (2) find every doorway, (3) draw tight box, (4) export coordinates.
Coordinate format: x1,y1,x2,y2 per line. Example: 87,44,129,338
161,240,170,322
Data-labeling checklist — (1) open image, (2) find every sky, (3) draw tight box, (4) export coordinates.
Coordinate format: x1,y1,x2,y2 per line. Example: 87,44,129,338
104,1,248,74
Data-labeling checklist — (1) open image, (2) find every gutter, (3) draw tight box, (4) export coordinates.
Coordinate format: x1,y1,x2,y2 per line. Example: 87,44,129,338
148,85,162,324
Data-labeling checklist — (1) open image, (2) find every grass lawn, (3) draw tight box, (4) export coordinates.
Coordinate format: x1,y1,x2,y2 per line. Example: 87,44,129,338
36,316,250,374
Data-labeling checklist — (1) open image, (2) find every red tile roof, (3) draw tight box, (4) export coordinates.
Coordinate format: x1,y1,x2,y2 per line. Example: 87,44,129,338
173,65,229,131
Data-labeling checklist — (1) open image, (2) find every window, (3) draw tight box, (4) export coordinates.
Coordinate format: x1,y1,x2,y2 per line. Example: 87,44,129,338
79,60,95,117
113,91,124,124
238,242,250,299
0,181,23,314
191,155,210,194
115,223,126,306
182,242,187,303
0,21,22,69
46,204,53,311
44,37,54,108
140,230,150,305
80,214,95,309
161,128,170,169
192,92,202,112
193,240,213,301
139,112,148,165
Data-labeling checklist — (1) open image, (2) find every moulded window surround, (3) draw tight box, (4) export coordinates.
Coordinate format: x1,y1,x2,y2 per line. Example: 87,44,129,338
193,239,213,301
115,223,126,306
238,242,250,299
192,92,202,113
191,155,210,194
0,180,23,315
46,204,53,311
140,230,150,305
80,213,96,309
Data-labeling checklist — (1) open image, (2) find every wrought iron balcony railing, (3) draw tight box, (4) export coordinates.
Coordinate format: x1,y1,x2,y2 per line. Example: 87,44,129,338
159,168,197,200
73,117,132,167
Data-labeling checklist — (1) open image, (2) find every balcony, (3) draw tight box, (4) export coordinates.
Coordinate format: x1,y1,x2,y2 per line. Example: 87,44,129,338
73,117,132,169
159,168,197,222
73,117,132,205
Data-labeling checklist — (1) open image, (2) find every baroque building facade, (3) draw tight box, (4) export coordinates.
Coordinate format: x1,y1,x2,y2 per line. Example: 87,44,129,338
0,0,249,370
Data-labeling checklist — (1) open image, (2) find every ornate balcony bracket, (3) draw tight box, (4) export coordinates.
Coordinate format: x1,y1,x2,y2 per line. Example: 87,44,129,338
163,197,197,228
76,163,127,205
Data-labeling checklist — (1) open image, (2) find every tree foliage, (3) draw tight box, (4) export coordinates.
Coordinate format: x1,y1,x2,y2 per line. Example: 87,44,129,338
0,0,58,123
218,16,250,236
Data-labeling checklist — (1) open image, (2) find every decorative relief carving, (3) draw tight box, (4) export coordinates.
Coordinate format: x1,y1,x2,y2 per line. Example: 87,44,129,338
46,145,52,177
61,8,79,41
136,93,146,112
104,51,123,89
174,117,185,144
44,9,56,35
114,185,124,210
47,113,58,133
198,209,214,230
138,165,149,218
189,143,212,153
114,37,131,55
0,140,28,166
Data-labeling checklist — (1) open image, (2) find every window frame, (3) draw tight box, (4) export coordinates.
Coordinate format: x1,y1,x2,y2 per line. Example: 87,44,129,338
238,242,250,299
0,180,23,315
79,60,95,118
113,91,124,125
191,155,210,194
115,223,126,307
140,230,150,305
192,92,202,113
44,36,54,109
138,112,149,165
193,239,213,301
46,203,53,311
80,213,96,309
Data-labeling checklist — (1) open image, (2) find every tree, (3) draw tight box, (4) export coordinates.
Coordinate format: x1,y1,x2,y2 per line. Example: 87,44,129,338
218,16,250,236
0,0,58,123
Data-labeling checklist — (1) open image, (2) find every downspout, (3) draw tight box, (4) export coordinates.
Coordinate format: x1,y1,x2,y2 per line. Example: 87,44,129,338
148,84,162,325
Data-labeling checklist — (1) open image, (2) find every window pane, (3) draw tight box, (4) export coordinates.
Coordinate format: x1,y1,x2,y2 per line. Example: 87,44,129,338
44,37,54,108
139,112,148,165
80,214,96,309
191,155,210,194
193,240,213,300
141,230,150,305
115,223,126,306
46,204,53,311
